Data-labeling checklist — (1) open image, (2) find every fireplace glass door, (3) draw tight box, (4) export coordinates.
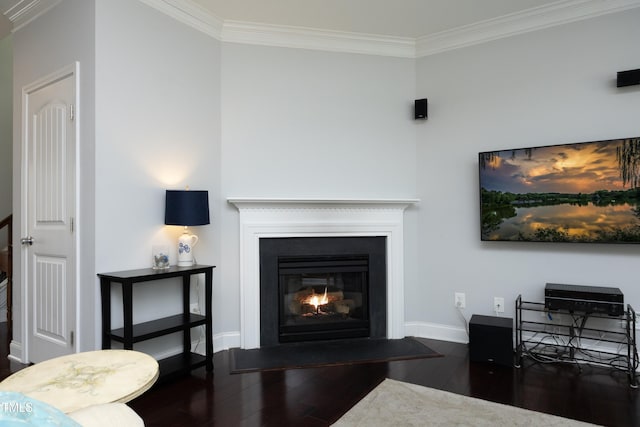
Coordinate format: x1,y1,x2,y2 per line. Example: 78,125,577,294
278,255,370,343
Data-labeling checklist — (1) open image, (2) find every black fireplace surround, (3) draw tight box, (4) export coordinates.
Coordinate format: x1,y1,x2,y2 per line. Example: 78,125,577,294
260,236,387,346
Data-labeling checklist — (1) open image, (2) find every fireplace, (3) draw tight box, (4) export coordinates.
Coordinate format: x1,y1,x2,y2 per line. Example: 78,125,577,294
260,237,386,346
228,198,417,349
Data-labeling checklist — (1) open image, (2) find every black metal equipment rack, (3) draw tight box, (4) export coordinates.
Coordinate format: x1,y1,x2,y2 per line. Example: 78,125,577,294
516,295,638,387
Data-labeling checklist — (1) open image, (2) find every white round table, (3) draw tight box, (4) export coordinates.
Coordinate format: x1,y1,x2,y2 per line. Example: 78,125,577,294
0,349,159,413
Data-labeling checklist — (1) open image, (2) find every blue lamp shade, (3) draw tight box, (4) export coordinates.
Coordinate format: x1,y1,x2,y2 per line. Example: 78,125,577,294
165,190,210,226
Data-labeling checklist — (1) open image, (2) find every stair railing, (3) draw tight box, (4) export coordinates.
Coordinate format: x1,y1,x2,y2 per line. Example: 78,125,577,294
0,214,12,337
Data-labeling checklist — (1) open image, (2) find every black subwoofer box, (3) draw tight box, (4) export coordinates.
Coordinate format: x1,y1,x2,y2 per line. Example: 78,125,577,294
469,314,513,367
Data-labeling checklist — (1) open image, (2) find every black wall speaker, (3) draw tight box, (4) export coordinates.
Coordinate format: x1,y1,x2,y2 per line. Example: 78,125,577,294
469,315,513,367
414,98,428,120
617,69,640,87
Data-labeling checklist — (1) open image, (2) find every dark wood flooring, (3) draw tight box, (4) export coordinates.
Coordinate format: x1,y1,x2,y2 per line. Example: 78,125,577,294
1,325,639,426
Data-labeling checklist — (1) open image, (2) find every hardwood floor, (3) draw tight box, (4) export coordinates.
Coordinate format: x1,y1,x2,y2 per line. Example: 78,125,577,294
1,326,639,426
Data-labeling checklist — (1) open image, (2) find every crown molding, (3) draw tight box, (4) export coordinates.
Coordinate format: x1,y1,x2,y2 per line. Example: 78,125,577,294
137,0,414,57
138,0,640,58
416,0,640,57
221,21,416,58
137,0,223,39
3,0,61,33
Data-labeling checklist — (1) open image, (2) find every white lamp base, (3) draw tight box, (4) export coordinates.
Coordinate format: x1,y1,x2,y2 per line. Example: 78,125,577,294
177,229,199,267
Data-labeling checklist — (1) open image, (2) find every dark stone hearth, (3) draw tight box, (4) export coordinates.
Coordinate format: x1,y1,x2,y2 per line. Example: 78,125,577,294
229,337,440,373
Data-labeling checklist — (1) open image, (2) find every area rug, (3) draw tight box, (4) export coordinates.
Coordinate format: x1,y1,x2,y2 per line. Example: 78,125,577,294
229,337,440,373
332,378,598,427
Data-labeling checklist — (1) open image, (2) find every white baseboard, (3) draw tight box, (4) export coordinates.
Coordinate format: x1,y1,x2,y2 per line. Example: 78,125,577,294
9,340,23,363
213,331,240,352
405,321,469,344
190,330,240,354
13,322,636,375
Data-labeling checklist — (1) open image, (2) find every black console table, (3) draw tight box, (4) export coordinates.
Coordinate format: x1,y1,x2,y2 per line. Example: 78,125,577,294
516,295,637,387
98,264,215,379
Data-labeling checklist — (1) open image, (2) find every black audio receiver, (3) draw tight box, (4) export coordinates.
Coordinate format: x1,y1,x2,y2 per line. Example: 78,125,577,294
544,283,624,316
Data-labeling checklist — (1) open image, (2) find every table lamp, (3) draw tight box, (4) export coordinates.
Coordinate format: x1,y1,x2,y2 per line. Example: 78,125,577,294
165,189,210,267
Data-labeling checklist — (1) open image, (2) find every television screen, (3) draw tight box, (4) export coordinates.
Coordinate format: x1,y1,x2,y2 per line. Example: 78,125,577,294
479,137,640,243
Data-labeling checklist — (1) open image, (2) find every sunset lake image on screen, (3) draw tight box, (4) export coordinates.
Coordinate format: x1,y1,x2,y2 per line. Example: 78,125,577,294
479,137,640,243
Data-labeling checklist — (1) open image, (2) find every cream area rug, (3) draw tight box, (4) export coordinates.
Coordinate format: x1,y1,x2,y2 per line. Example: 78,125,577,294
332,378,598,427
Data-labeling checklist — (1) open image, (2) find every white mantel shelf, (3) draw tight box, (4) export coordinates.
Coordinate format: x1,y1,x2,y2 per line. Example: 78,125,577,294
228,198,420,207
228,197,419,349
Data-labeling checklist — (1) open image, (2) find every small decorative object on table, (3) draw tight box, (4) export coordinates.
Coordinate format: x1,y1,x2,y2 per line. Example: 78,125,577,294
152,245,170,269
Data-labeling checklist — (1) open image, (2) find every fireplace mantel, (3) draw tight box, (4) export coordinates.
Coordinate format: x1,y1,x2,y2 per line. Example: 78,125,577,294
228,197,419,349
228,197,420,207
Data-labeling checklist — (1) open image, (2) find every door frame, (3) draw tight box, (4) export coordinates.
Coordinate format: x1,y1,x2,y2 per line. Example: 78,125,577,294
20,62,80,363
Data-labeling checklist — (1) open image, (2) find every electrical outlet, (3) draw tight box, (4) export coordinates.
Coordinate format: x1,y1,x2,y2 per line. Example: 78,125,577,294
454,292,466,309
620,314,640,330
494,297,505,313
619,313,640,329
621,319,628,329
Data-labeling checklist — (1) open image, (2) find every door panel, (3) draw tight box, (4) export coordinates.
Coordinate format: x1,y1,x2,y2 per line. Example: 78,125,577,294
35,103,68,225
23,65,77,363
34,256,67,345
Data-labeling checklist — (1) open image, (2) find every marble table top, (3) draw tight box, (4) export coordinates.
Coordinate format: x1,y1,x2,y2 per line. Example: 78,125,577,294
0,350,159,413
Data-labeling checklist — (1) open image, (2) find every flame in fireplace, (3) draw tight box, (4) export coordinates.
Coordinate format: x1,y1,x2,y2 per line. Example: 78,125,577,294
306,287,329,310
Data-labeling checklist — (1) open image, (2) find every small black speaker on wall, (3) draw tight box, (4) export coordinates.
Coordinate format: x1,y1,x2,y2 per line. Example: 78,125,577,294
414,98,428,120
469,314,513,367
617,69,640,87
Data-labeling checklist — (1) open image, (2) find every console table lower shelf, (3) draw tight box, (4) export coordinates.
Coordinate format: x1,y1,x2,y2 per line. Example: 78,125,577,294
515,295,638,387
107,313,209,380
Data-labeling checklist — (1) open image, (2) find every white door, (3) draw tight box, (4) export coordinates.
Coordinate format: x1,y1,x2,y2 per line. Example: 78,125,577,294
22,64,78,363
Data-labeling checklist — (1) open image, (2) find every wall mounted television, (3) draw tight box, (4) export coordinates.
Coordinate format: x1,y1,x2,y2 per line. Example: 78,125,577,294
479,136,640,243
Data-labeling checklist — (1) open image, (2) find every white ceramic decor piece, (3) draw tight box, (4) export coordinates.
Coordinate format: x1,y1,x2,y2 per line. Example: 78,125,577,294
177,231,199,266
